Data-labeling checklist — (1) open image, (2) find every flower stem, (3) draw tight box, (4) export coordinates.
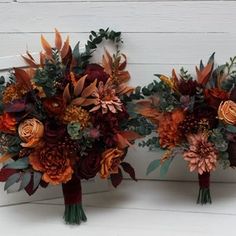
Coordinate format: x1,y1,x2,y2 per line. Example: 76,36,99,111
64,204,87,225
197,172,212,204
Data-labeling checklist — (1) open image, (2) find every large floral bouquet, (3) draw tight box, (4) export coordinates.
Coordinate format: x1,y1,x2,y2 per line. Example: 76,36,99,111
137,54,236,204
0,29,151,224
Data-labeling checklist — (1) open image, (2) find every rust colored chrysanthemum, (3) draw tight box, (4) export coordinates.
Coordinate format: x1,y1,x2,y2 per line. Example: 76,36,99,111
29,143,73,185
183,133,217,174
2,84,27,104
61,104,90,128
90,79,123,114
158,109,185,148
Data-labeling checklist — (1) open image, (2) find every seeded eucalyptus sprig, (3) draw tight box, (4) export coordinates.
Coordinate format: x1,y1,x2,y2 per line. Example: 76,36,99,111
73,28,122,74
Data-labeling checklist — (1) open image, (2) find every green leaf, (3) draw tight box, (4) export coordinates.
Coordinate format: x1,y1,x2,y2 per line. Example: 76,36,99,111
33,172,42,190
6,157,29,169
72,41,80,59
91,31,97,37
19,172,31,191
208,52,215,65
160,157,173,178
226,125,236,133
146,159,161,175
4,173,20,191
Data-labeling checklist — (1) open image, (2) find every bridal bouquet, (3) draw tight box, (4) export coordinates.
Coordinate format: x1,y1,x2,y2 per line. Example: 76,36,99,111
0,29,151,224
137,54,236,204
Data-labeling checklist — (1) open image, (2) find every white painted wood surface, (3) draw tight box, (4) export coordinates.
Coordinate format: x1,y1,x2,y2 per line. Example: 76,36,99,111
1,0,236,182
0,180,236,236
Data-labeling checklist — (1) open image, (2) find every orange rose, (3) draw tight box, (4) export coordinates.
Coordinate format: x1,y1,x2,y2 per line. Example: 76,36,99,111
218,100,236,125
100,148,124,179
0,113,17,134
29,143,73,185
18,118,44,148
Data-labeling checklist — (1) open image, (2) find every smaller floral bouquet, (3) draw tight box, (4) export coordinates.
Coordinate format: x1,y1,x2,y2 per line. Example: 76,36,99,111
0,29,151,224
136,53,236,204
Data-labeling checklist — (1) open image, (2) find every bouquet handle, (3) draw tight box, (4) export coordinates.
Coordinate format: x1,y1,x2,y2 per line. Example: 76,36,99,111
62,175,87,224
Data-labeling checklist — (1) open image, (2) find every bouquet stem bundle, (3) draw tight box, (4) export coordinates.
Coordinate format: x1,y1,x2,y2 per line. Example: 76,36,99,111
197,172,211,204
62,176,87,225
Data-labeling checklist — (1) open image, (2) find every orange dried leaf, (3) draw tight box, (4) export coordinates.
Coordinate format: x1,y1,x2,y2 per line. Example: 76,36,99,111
61,36,70,59
116,133,131,149
40,52,46,67
74,75,87,96
196,63,213,85
63,84,71,104
22,55,38,68
14,68,32,90
81,98,98,106
71,97,86,106
26,50,35,61
118,54,127,70
55,29,62,51
81,79,97,98
119,131,141,141
41,35,52,56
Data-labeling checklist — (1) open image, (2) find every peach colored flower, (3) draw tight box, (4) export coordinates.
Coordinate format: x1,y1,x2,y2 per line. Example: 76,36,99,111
183,133,217,175
100,148,124,179
218,100,236,125
90,79,123,114
18,118,44,148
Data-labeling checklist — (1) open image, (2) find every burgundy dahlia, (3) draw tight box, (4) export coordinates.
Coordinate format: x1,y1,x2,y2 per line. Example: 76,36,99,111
83,64,109,85
177,79,198,96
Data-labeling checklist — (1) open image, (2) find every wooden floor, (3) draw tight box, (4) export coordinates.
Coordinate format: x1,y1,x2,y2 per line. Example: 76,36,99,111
1,180,236,236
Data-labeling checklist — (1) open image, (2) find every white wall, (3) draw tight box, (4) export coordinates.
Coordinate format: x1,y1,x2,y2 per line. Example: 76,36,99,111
1,0,236,182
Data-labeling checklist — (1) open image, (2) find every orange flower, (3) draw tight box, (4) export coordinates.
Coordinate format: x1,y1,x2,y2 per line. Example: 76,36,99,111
183,133,217,174
100,148,124,179
29,143,73,185
0,113,17,134
205,88,229,109
218,100,236,125
158,109,185,148
18,118,44,148
90,79,123,114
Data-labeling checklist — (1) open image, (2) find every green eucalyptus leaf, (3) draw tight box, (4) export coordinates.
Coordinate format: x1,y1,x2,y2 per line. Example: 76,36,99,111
226,125,236,133
160,157,173,178
146,159,161,175
4,173,20,191
19,172,31,191
33,172,42,190
6,157,29,169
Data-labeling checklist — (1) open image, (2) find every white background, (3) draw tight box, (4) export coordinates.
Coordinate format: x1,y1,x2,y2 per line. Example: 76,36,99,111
1,0,236,185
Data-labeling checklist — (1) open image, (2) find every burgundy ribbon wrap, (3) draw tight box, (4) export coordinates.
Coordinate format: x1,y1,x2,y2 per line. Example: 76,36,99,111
198,172,210,189
62,175,82,205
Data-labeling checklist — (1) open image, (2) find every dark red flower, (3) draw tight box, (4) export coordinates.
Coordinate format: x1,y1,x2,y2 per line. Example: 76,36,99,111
204,88,229,110
194,106,218,129
91,106,129,147
43,96,65,116
44,121,66,144
76,149,102,180
83,64,109,85
177,79,198,96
